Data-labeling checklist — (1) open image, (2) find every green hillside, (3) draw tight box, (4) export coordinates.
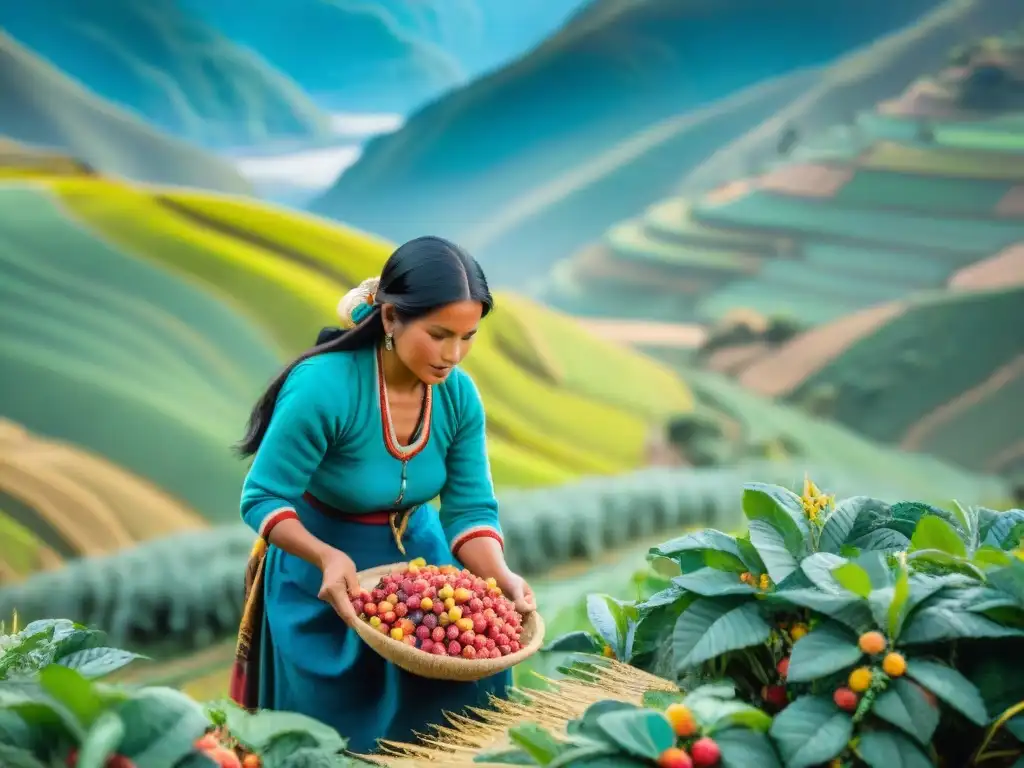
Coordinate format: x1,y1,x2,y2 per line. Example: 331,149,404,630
0,31,253,193
785,285,1024,480
0,163,696,538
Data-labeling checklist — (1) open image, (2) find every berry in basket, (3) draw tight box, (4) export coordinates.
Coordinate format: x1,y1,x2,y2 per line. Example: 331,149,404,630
355,557,525,659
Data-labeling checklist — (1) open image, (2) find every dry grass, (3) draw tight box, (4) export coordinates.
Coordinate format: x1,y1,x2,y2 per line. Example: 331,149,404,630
358,660,676,767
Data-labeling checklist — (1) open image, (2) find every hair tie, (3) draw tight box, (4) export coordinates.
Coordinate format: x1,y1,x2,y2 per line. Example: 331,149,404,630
337,276,381,329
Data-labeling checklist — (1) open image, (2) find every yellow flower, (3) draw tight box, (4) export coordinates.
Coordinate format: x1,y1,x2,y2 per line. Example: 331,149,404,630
790,623,808,641
800,475,834,521
759,573,771,590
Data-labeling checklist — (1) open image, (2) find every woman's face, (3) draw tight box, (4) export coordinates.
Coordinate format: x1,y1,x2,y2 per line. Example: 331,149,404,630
389,300,483,384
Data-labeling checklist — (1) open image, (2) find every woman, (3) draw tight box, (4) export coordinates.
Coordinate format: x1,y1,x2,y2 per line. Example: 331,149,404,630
229,236,535,754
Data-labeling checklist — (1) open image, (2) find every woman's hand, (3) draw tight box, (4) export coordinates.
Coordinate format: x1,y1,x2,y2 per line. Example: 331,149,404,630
500,572,537,614
317,548,361,624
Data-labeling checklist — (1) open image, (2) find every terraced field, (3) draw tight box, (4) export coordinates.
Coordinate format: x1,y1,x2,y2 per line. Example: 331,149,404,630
544,43,1024,481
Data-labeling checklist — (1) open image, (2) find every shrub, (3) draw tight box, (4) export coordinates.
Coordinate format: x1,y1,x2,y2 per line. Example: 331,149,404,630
0,618,364,767
541,477,1024,767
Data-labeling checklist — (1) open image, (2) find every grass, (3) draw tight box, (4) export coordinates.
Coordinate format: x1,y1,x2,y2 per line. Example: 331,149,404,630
605,220,761,273
788,286,1024,469
694,188,1024,255
0,508,60,580
860,141,1024,180
0,170,700,546
833,168,1013,215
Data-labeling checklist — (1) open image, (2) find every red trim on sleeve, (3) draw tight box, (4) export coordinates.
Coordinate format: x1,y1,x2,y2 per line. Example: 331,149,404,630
451,528,505,559
261,509,299,541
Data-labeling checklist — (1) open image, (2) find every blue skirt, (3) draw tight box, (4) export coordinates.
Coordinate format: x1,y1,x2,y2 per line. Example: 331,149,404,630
256,501,512,755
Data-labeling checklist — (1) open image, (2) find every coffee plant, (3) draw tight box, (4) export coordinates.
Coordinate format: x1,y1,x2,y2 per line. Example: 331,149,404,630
0,618,366,768
540,477,1024,767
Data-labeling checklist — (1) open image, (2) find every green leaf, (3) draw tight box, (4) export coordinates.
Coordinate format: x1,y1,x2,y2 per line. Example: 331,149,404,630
974,546,1012,569
587,595,624,652
715,727,782,768
672,599,771,672
905,660,988,725
799,553,848,593
57,648,145,680
641,690,685,711
703,550,749,573
542,632,602,653
116,687,213,766
832,563,873,598
747,520,799,584
568,700,639,744
651,530,744,565
820,497,887,554
848,527,911,552
765,589,875,632
1007,715,1024,742
594,709,675,760
769,695,852,768
872,678,940,745
910,517,967,558
507,723,566,764
787,622,863,683
888,566,911,640
983,509,1024,549
671,569,757,597
38,665,103,727
856,729,933,768
546,743,624,768
742,483,810,546
901,607,1024,644
77,711,126,768
472,748,536,765
0,745,48,768
706,702,774,734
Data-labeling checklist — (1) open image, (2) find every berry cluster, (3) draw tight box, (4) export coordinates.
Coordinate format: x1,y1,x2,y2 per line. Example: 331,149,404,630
659,703,722,767
356,558,525,660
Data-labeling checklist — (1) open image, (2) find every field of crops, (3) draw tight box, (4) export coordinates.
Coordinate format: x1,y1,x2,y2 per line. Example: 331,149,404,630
788,285,1024,475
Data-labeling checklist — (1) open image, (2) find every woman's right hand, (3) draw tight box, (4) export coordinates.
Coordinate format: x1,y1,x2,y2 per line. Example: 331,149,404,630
317,547,361,625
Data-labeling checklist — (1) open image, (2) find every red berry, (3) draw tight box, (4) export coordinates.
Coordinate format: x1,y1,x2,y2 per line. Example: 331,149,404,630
432,601,445,615
485,638,496,651
462,645,477,659
421,639,434,653
394,603,408,618
382,611,397,625
432,643,448,656
413,579,429,593
446,625,460,640
490,648,502,659
364,603,378,617
422,614,438,630
468,597,483,613
498,644,512,656
385,582,398,595
482,597,494,609
509,640,520,653
690,737,720,767
416,625,431,640
401,579,415,594
405,596,421,610
432,627,446,643
777,657,789,679
763,685,788,708
459,631,475,646
448,641,462,656
472,616,487,634
403,635,416,646
496,633,510,646
657,747,692,768
351,599,364,615
833,687,859,712
473,634,488,650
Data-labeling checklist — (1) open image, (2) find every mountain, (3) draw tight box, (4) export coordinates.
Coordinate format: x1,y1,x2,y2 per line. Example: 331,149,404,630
309,0,965,282
185,0,588,114
0,0,333,148
0,31,253,193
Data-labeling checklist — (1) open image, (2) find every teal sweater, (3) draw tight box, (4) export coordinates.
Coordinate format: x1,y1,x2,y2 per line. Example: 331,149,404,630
240,345,503,554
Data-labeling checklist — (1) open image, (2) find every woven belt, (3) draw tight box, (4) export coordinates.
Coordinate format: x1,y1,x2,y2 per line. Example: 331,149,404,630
302,492,415,555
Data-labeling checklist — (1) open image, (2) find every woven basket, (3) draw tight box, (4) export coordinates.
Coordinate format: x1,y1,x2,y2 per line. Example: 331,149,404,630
351,562,546,682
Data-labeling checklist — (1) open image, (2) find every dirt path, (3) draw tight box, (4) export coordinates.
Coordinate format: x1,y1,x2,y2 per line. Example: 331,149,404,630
901,355,1024,451
575,318,707,349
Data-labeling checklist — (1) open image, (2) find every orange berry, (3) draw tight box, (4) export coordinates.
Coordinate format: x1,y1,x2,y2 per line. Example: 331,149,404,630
789,623,808,641
242,756,261,768
209,748,242,768
848,666,872,693
657,747,693,768
882,652,907,677
858,631,886,655
665,703,699,738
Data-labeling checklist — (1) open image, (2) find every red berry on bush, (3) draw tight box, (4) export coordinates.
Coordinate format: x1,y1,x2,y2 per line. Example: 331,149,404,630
833,687,859,712
448,641,462,656
762,685,788,708
777,657,790,679
690,737,720,767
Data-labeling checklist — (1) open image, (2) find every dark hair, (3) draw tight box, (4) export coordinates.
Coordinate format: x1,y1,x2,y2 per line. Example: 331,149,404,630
236,236,494,458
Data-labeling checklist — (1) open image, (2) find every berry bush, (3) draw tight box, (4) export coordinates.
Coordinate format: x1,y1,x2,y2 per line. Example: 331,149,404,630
528,477,1024,767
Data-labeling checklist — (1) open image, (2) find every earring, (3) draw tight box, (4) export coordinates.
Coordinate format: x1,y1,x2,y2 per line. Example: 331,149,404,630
384,332,394,351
